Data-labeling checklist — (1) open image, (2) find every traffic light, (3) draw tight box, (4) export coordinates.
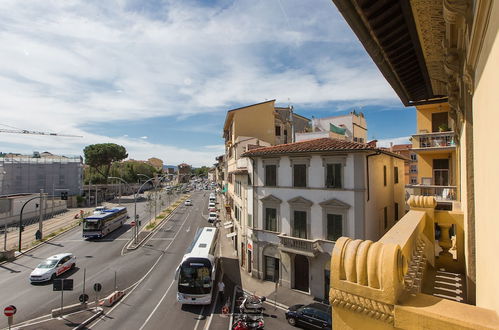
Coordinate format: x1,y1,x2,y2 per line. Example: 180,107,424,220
20,225,24,232
61,192,68,200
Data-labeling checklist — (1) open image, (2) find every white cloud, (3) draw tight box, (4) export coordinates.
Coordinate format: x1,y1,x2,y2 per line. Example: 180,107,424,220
140,136,148,139
0,0,399,165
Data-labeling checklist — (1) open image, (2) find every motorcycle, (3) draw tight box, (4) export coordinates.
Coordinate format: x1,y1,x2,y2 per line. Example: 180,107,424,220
232,295,266,330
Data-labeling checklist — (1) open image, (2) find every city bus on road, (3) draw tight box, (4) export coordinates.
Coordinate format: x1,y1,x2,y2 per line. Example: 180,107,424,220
82,207,128,239
176,227,218,305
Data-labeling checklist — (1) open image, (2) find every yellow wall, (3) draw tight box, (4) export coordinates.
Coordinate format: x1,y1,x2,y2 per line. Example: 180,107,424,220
472,1,499,314
417,151,456,185
416,103,450,133
232,101,275,145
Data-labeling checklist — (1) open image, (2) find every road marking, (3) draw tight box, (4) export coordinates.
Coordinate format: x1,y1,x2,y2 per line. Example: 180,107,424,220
186,225,191,232
148,238,174,241
92,205,193,328
138,279,177,330
193,306,205,330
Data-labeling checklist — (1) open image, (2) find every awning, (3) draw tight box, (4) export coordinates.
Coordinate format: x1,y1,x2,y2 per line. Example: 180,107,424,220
226,232,237,238
330,123,346,135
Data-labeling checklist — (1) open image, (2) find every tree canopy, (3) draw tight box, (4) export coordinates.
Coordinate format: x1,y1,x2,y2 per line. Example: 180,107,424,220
193,166,210,177
83,143,128,183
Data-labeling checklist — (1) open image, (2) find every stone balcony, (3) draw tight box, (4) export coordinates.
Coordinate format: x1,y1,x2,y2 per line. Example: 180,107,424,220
411,131,456,152
330,195,499,329
278,234,322,257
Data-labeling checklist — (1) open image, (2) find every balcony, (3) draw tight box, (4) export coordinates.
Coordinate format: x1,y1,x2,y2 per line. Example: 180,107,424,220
412,131,456,153
278,234,320,257
407,185,457,204
330,196,499,329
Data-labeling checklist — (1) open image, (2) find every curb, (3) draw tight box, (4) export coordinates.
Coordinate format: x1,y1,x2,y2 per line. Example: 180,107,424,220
125,195,189,250
74,307,104,330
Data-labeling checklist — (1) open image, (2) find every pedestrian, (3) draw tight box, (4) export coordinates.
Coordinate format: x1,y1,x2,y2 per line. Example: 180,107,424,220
218,280,225,304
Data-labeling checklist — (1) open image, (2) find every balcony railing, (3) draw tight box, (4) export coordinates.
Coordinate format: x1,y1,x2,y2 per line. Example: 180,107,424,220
278,234,320,257
329,196,496,329
412,131,456,149
407,185,457,202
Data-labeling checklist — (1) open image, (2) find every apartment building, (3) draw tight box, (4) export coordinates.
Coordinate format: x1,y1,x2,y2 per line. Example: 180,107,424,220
295,110,367,143
242,138,405,301
329,0,499,328
221,100,309,269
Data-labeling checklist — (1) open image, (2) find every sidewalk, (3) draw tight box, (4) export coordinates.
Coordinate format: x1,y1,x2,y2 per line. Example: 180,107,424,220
216,195,315,311
1,206,97,253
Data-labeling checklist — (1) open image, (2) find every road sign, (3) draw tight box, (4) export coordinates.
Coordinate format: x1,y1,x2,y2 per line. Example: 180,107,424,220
94,283,102,292
130,221,136,227
53,279,74,291
4,305,16,317
79,294,89,303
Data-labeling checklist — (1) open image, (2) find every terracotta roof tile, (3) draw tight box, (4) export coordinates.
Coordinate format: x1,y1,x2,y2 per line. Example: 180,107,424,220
242,138,379,157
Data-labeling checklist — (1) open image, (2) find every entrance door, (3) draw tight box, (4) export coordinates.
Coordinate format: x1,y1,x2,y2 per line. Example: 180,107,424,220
294,255,309,292
433,159,450,185
248,250,252,273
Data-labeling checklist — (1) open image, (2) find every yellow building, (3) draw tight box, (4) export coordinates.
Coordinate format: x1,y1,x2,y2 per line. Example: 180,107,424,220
329,0,499,328
222,100,310,269
410,102,459,209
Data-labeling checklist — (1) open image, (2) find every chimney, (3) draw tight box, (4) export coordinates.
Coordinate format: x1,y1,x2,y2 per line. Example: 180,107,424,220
390,142,393,152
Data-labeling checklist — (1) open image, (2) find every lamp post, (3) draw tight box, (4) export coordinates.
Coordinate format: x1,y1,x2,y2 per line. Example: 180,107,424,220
133,177,155,244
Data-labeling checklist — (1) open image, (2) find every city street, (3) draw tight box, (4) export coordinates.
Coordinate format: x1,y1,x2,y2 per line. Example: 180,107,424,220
0,192,177,329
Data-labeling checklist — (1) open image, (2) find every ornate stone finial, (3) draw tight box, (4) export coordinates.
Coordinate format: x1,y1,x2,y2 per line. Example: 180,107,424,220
408,195,437,208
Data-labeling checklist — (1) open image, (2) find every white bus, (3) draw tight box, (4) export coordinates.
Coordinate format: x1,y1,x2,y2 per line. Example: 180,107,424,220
82,207,128,239
176,227,218,305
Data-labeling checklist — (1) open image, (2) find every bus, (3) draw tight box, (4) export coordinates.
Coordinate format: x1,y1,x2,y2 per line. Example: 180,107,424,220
176,227,218,305
82,207,128,239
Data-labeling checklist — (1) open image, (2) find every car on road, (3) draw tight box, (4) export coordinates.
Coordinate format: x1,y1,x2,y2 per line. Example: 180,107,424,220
285,302,331,329
208,212,218,223
208,207,217,213
208,202,216,209
184,199,193,206
30,253,76,283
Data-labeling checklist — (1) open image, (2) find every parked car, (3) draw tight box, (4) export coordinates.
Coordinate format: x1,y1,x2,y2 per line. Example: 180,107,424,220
30,253,76,283
285,303,331,329
208,202,216,209
208,212,218,223
208,207,217,213
184,200,193,206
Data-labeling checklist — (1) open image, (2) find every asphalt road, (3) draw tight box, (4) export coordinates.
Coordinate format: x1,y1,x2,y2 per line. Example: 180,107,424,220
0,192,179,329
89,190,217,330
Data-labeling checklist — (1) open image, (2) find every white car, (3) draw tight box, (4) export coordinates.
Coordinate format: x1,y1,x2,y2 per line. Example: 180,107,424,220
208,212,218,223
208,202,216,209
184,200,193,206
30,253,76,283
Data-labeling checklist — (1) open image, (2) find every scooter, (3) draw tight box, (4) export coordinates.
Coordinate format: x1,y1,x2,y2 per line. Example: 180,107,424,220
232,295,266,330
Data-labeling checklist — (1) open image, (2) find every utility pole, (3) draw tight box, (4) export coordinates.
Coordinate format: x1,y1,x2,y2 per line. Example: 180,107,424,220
39,189,44,237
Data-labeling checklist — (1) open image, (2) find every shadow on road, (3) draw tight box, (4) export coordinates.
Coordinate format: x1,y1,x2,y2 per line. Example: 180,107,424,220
0,264,21,273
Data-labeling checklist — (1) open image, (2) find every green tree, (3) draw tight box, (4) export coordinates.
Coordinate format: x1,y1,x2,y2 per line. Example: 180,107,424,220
83,143,128,183
193,166,210,177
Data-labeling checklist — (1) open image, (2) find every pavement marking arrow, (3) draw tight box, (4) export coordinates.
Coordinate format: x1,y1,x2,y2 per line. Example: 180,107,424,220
435,280,462,288
434,286,463,295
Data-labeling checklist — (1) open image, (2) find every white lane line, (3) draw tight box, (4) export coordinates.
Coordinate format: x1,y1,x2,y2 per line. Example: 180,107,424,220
90,206,192,328
148,238,174,241
138,279,177,330
193,306,205,330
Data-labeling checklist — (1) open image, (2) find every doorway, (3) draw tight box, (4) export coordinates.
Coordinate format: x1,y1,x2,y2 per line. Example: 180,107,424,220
294,255,309,292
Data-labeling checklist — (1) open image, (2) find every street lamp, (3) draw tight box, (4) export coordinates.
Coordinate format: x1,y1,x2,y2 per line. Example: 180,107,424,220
133,177,155,244
108,176,130,206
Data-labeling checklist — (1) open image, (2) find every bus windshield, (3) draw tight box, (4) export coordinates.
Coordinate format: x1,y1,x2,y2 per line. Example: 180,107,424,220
83,219,101,231
178,260,212,294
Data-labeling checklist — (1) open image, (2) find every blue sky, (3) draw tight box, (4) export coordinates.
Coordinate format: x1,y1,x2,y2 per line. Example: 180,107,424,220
0,0,414,166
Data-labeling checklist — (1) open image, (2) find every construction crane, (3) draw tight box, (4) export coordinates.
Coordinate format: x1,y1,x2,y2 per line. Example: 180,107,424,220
0,124,82,138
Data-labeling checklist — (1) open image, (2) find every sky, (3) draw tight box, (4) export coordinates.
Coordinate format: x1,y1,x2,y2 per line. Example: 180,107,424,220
0,0,414,167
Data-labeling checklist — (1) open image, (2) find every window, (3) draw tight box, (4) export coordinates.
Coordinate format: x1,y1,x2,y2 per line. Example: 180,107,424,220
265,208,277,232
326,214,342,241
293,211,307,238
326,163,342,188
410,177,418,184
359,138,364,143
410,154,417,161
247,214,252,227
293,164,307,187
275,126,281,136
394,203,399,222
383,165,387,186
394,167,399,184
353,137,358,142
384,206,388,229
410,165,417,174
265,165,277,186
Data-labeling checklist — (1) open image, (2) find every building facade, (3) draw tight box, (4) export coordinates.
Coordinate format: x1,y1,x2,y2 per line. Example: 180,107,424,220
329,0,499,328
242,138,405,301
296,110,367,143
0,154,83,196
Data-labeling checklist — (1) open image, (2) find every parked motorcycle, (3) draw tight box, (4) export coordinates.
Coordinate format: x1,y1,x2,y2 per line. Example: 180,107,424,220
232,295,266,330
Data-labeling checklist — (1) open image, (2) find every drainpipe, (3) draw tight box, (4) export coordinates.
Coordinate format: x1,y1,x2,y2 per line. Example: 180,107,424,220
366,151,382,201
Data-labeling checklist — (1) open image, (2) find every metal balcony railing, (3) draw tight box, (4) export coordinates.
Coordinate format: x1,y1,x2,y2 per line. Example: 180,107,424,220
412,131,455,149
